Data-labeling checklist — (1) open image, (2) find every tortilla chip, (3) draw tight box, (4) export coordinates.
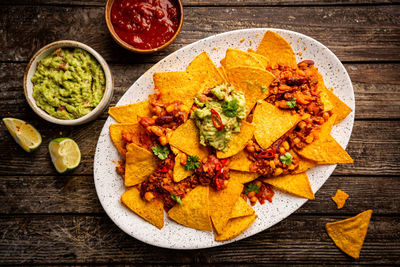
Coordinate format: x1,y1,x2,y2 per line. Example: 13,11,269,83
153,71,198,109
225,48,264,69
109,123,146,156
253,101,304,149
125,143,159,186
249,52,270,68
256,30,297,68
226,67,275,116
220,57,226,68
121,187,164,229
231,197,255,219
326,210,373,259
173,152,193,182
332,189,349,209
169,119,209,160
108,100,151,123
229,150,253,172
214,214,257,241
291,150,317,174
216,121,255,159
325,88,352,124
210,181,243,234
217,66,228,82
186,52,225,93
230,170,259,184
168,185,212,231
170,146,180,155
263,172,315,200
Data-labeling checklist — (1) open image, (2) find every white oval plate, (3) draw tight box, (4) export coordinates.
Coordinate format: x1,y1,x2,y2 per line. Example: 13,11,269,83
94,28,354,249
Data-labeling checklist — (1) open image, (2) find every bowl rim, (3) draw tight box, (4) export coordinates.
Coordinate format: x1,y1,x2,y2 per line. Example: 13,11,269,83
23,40,114,126
104,0,184,54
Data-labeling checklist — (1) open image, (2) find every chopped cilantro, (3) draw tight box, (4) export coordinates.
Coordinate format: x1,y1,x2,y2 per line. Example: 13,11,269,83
245,183,260,194
286,98,297,108
261,85,268,93
171,194,183,205
222,99,238,118
280,152,293,165
152,145,170,160
185,155,200,170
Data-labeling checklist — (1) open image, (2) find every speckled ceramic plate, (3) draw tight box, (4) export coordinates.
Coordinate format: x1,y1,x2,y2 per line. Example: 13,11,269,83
94,28,354,249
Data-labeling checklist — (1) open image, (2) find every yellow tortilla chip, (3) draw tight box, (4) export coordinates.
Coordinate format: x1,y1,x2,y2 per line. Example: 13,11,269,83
249,52,270,68
315,72,334,112
210,181,243,234
217,66,228,82
168,185,212,231
220,57,226,68
173,153,193,182
153,71,198,109
109,123,145,156
291,150,317,174
214,214,257,241
325,88,352,124
170,146,180,155
225,48,264,69
332,189,349,209
121,187,164,229
169,119,209,160
263,172,315,200
230,170,259,184
231,197,255,219
216,121,255,158
125,143,159,186
326,210,373,259
253,101,304,149
108,100,151,123
256,30,297,68
226,67,275,116
229,150,252,172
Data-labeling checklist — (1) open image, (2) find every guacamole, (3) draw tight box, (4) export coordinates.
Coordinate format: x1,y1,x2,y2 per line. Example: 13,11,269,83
192,84,246,151
31,48,105,120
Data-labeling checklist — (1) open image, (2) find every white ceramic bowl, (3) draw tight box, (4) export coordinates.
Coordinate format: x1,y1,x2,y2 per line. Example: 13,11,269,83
24,40,113,125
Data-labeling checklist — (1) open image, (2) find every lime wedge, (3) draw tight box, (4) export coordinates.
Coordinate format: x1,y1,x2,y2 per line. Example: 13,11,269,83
2,118,42,152
49,138,81,173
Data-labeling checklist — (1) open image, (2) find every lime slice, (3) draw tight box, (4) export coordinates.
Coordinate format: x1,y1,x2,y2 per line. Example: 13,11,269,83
49,138,81,173
2,118,42,152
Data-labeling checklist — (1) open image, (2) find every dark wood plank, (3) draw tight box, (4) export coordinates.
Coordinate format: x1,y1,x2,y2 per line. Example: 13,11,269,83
0,214,398,265
1,175,399,215
0,6,399,63
1,63,400,120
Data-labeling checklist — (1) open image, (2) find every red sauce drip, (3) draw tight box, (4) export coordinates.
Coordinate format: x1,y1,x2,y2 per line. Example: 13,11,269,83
110,0,180,50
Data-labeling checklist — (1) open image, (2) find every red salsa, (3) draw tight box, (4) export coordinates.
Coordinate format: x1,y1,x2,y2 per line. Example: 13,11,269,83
110,0,181,50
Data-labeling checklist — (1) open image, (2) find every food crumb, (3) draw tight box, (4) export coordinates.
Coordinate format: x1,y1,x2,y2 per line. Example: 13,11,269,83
213,47,217,50
240,38,245,43
303,46,307,51
298,52,303,56
59,131,62,135
297,39,300,43
256,34,259,37
249,40,253,45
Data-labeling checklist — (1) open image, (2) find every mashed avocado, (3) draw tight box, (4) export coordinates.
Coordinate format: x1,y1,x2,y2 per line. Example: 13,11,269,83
192,84,246,152
31,48,105,120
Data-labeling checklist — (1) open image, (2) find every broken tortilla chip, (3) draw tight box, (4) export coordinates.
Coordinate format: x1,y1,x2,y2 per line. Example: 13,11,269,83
173,152,193,182
214,214,257,241
231,197,255,219
125,143,159,186
121,187,164,229
226,67,275,116
216,121,255,158
108,100,151,123
210,181,243,234
326,210,373,259
225,48,264,69
256,30,297,68
230,170,259,184
325,88,352,124
109,123,147,157
254,101,304,149
263,172,315,200
332,189,349,209
229,150,253,172
168,185,212,231
169,119,209,160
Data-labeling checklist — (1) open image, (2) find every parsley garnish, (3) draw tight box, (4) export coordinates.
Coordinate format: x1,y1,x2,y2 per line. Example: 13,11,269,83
245,183,260,194
280,152,293,165
286,98,297,108
171,194,183,205
185,155,200,170
222,99,239,118
261,85,268,93
152,145,170,160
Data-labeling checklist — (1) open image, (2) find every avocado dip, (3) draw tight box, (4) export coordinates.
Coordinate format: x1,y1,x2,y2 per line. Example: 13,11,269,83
31,48,105,120
192,83,247,152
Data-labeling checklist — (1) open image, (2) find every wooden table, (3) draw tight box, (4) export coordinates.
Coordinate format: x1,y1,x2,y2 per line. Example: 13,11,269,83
1,0,399,265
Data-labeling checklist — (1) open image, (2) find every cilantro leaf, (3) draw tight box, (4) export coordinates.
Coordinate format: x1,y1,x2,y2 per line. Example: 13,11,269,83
171,194,183,205
245,183,260,194
152,145,170,160
185,155,200,170
261,85,268,93
286,98,297,108
280,152,293,165
222,99,238,118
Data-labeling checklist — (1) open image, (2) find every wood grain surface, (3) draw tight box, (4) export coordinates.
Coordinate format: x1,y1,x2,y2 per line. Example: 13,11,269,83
0,0,399,265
